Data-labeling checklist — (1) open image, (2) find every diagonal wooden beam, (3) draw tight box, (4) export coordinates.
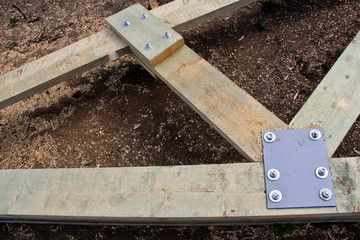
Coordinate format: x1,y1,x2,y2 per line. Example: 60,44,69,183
0,157,358,224
151,45,286,161
290,31,360,157
106,6,286,161
0,0,256,110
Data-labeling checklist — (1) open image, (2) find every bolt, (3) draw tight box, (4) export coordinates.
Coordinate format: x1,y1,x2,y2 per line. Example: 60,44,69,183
140,13,148,20
309,129,321,141
318,168,326,176
264,131,276,143
267,168,280,181
123,20,130,27
163,32,171,39
315,166,329,179
144,43,152,50
269,190,282,203
319,188,333,201
323,190,330,197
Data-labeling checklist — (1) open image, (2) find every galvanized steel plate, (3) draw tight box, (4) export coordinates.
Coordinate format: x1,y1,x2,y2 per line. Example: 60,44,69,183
262,128,336,209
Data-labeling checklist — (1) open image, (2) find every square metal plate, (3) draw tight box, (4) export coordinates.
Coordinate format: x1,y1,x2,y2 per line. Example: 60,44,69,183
262,128,336,209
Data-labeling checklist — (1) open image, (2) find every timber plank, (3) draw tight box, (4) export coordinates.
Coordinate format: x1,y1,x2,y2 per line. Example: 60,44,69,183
151,46,287,161
152,0,256,32
0,0,256,110
0,158,358,224
106,4,184,66
0,29,128,110
290,31,360,157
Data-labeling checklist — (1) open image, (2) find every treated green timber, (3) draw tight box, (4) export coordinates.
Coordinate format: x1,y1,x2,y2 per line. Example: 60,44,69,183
0,158,358,224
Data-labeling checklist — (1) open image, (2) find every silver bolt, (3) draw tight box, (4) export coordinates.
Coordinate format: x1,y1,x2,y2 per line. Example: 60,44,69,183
140,13,148,20
267,168,280,181
319,188,333,201
309,129,321,141
123,20,130,27
269,190,282,203
163,32,171,39
144,43,152,50
264,131,276,143
315,167,328,179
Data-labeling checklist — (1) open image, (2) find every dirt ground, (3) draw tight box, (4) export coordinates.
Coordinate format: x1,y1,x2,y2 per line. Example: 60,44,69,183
0,0,359,239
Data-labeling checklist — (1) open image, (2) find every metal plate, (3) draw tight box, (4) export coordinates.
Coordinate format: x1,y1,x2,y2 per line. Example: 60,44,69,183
262,128,336,209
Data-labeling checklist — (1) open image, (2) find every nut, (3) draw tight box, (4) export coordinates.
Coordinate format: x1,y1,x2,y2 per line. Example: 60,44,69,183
267,169,280,181
315,167,329,179
269,190,282,203
309,129,321,141
264,131,276,143
319,188,333,201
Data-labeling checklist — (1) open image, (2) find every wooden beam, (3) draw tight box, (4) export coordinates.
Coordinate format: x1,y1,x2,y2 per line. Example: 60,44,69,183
0,0,256,110
0,29,128,110
151,0,256,32
106,4,184,66
290,31,360,157
0,158,358,224
107,6,287,162
148,45,286,161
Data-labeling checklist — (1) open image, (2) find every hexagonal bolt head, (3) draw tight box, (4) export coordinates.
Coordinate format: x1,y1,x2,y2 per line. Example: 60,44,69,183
309,129,321,141
264,131,276,143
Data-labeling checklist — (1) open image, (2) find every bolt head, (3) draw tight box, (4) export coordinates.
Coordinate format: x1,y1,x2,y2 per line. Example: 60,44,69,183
269,190,282,203
163,32,171,39
144,43,152,50
309,129,322,140
140,13,148,20
315,166,329,179
264,131,276,143
267,168,280,181
123,20,130,27
319,188,333,201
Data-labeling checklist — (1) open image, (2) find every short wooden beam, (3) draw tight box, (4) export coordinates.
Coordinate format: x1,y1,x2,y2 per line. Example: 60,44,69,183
106,4,185,66
290,31,360,157
0,158,358,224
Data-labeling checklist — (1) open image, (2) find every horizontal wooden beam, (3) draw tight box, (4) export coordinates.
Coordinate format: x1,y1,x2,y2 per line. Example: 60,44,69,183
290,31,360,157
150,45,286,161
0,0,256,110
0,158,358,225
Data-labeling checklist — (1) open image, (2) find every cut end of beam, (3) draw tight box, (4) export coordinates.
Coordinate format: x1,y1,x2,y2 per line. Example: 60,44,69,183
106,4,185,66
